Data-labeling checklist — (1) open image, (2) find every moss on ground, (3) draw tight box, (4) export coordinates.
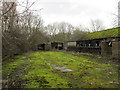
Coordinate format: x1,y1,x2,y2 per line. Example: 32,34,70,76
82,27,120,40
2,51,119,88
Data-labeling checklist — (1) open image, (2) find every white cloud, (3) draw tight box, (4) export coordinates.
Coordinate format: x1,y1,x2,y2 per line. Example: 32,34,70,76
17,0,120,28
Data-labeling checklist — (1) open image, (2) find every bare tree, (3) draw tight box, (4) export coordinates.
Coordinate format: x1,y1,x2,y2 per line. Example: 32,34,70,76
90,19,105,32
118,1,120,27
2,0,48,59
55,22,74,42
71,26,87,41
109,1,119,28
112,16,118,28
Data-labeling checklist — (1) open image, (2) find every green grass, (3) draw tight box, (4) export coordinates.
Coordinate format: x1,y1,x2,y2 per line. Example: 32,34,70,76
2,51,119,88
82,27,120,40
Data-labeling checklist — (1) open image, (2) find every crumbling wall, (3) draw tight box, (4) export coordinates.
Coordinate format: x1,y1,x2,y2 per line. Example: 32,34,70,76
79,48,101,54
101,41,112,56
67,42,76,47
112,41,120,58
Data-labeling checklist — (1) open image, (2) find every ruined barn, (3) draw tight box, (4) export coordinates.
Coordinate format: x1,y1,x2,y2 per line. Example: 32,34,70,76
67,27,120,58
37,42,64,51
51,42,64,50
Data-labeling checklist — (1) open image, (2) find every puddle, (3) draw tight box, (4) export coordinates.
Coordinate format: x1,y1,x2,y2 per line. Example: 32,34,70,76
101,81,119,85
51,64,58,67
48,61,52,62
52,65,73,72
95,68,105,70
53,66,73,72
95,68,111,70
61,69,73,72
53,66,66,70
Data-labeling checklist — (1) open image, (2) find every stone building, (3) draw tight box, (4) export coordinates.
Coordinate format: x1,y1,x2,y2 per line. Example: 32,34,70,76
67,27,120,58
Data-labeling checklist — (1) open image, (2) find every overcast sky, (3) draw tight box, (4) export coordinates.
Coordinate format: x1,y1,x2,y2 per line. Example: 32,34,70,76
17,0,119,29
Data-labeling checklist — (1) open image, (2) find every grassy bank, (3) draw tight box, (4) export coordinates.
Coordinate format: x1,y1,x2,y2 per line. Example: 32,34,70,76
2,51,119,88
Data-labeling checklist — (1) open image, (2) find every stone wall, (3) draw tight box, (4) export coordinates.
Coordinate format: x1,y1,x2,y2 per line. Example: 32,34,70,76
45,44,51,51
67,39,120,58
101,41,120,58
112,41,120,58
67,42,76,47
79,48,101,54
101,41,112,56
67,46,78,52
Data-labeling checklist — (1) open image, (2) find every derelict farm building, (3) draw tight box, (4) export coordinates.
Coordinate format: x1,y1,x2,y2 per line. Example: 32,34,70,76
67,27,120,58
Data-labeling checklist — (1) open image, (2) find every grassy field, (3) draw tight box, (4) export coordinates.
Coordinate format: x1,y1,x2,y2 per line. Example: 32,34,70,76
2,51,119,88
